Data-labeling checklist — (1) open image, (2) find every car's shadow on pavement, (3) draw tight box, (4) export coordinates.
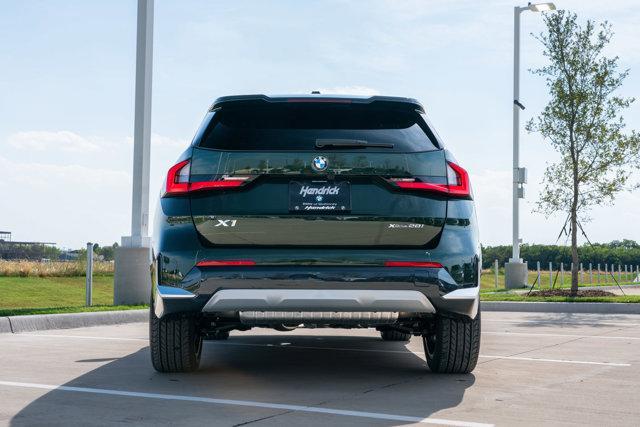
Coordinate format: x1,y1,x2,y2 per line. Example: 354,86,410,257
10,333,476,426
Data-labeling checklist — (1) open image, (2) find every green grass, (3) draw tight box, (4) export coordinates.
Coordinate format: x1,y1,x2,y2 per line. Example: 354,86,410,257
480,293,640,303
0,275,147,316
0,275,116,309
0,305,146,317
480,269,638,290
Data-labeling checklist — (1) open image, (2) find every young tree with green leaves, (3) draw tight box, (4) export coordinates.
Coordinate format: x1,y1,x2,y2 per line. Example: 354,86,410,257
527,11,640,295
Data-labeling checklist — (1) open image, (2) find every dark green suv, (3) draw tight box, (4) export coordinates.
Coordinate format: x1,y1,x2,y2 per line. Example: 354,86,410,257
150,95,481,374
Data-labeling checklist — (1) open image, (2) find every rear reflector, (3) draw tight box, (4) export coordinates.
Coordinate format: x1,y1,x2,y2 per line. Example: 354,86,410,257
164,159,251,196
388,161,470,198
384,261,443,268
196,260,256,267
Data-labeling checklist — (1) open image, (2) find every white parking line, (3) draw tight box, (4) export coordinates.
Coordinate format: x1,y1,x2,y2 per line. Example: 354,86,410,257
19,334,148,342
478,355,629,367
483,331,640,340
0,380,493,427
484,319,640,327
11,334,629,367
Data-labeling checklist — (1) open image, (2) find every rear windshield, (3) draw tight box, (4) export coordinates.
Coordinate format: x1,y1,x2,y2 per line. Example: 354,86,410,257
190,148,447,181
198,102,438,152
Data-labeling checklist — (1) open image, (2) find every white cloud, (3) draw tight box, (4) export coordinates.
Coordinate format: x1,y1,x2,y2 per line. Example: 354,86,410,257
8,131,189,155
471,168,513,245
0,154,131,248
0,155,129,189
123,133,189,149
8,131,102,153
152,134,190,148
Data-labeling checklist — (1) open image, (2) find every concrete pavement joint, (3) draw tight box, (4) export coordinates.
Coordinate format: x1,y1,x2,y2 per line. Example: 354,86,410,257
231,410,295,427
477,334,587,366
477,333,631,367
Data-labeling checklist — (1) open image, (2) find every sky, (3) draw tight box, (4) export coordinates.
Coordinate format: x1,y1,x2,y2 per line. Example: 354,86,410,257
1,0,639,249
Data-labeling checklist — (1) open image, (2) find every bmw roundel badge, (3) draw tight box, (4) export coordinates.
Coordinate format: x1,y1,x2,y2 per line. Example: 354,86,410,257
312,156,328,172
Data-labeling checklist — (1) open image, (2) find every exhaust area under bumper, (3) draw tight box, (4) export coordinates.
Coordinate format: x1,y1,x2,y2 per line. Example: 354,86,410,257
238,310,400,326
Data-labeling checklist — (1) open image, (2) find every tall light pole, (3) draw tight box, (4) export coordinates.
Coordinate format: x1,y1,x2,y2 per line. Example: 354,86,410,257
114,0,155,304
505,2,556,289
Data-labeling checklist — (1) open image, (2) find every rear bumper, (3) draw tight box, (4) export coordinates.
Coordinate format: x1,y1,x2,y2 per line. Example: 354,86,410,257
153,265,480,321
202,289,436,313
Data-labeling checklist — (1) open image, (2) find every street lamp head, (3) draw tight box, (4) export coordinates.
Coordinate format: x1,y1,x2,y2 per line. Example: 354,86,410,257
528,2,556,12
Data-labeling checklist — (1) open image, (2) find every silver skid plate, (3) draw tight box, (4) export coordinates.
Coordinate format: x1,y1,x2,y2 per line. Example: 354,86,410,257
202,289,436,313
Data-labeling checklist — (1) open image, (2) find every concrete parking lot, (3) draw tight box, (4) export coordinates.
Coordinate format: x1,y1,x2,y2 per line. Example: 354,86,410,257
1,311,639,426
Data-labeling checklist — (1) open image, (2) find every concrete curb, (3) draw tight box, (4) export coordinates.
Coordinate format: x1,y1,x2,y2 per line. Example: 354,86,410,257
1,309,147,333
0,317,11,334
482,301,640,314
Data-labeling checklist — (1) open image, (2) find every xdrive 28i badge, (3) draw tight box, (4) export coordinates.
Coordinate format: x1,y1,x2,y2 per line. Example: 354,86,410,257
312,156,328,172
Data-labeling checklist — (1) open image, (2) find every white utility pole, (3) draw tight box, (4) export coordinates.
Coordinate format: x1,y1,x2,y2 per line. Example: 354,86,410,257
114,0,155,305
126,0,154,249
505,2,556,288
86,242,93,307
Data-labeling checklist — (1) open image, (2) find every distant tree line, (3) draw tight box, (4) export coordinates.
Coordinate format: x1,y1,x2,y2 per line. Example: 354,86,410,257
482,240,640,270
0,242,119,261
90,243,118,261
0,242,61,261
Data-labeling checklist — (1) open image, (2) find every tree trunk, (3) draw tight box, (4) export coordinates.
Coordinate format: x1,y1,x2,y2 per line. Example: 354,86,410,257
570,162,579,296
570,209,579,296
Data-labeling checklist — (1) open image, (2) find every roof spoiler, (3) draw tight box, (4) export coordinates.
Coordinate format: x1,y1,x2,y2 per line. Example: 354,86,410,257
209,94,425,113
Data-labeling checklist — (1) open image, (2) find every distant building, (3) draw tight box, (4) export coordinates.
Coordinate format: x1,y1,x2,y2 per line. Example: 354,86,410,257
59,250,81,261
0,230,56,260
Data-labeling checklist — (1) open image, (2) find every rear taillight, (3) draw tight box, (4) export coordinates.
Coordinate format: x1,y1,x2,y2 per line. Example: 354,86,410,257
445,162,470,197
196,260,256,267
163,159,251,197
189,176,250,192
387,161,470,198
384,261,443,268
165,160,191,195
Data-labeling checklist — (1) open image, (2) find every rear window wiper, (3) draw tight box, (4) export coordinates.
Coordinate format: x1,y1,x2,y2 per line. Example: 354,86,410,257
315,139,394,149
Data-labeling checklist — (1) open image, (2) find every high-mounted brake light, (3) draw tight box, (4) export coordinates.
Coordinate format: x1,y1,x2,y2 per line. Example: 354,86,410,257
384,261,443,268
196,260,256,267
286,98,352,104
163,160,251,196
388,161,470,198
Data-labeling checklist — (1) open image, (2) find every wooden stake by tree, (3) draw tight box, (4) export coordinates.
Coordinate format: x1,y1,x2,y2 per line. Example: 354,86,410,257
527,11,640,296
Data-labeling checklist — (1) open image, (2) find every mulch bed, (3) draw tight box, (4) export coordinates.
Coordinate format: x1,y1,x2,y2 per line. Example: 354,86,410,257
528,289,616,297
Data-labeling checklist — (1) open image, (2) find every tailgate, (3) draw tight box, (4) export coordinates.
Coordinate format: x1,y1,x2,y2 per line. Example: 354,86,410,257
189,148,447,247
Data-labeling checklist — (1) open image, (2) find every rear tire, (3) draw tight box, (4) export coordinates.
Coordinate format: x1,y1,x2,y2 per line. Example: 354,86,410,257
150,307,203,373
380,329,411,342
423,311,481,374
